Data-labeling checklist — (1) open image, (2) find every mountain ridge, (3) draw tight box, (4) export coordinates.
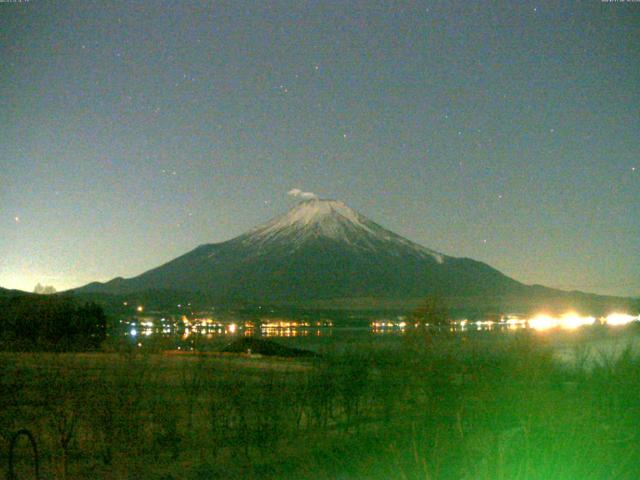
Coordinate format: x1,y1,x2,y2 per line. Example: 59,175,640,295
71,199,633,312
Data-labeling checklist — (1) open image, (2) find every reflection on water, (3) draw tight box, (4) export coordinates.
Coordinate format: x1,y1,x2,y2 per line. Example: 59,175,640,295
120,317,336,339
119,311,639,342
371,312,640,334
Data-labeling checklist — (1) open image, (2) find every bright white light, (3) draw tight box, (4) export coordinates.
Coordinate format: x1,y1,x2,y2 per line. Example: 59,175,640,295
559,313,595,330
506,317,526,330
130,328,137,336
528,312,596,331
228,323,237,334
506,318,525,326
136,306,144,312
529,314,557,331
605,313,638,326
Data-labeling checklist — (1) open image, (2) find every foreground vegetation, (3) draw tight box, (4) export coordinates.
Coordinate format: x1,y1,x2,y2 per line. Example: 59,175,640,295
0,295,106,351
1,329,640,479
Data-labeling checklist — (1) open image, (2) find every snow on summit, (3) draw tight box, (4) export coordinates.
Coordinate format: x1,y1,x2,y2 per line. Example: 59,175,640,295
267,199,372,231
242,198,445,263
246,199,373,241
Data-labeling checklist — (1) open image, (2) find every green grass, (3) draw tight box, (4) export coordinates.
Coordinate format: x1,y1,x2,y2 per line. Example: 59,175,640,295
1,329,640,479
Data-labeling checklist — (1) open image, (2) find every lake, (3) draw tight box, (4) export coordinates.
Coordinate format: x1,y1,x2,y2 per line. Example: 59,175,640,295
118,312,640,367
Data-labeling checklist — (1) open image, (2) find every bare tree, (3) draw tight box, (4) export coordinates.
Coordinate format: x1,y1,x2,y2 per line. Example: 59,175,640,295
33,283,57,295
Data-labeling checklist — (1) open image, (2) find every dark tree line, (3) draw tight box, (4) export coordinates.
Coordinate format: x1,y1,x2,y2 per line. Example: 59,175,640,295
0,294,106,350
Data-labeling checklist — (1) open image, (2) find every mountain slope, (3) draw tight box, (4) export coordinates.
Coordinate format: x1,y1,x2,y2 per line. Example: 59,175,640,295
75,199,528,302
0,287,32,297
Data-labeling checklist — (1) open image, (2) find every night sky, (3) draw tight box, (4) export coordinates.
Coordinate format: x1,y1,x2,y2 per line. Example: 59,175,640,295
1,1,638,296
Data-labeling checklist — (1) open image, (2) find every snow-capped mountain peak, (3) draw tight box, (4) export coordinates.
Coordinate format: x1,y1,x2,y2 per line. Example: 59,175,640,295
240,198,444,263
255,199,372,233
74,197,539,304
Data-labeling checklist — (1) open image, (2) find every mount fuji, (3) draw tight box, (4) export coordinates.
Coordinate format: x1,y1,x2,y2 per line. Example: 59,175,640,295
75,199,627,311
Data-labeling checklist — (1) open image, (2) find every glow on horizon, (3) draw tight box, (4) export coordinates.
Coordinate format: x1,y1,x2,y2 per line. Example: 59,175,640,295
0,272,110,293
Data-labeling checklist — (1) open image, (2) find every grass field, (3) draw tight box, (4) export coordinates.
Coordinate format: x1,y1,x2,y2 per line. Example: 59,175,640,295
2,326,640,479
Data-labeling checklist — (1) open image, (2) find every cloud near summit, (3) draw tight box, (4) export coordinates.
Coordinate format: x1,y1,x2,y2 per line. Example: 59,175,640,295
287,188,318,199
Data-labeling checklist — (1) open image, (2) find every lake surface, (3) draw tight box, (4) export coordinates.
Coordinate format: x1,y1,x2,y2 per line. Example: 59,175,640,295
118,313,640,366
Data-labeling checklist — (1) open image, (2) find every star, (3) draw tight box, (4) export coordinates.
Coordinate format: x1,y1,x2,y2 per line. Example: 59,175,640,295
14,216,20,223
